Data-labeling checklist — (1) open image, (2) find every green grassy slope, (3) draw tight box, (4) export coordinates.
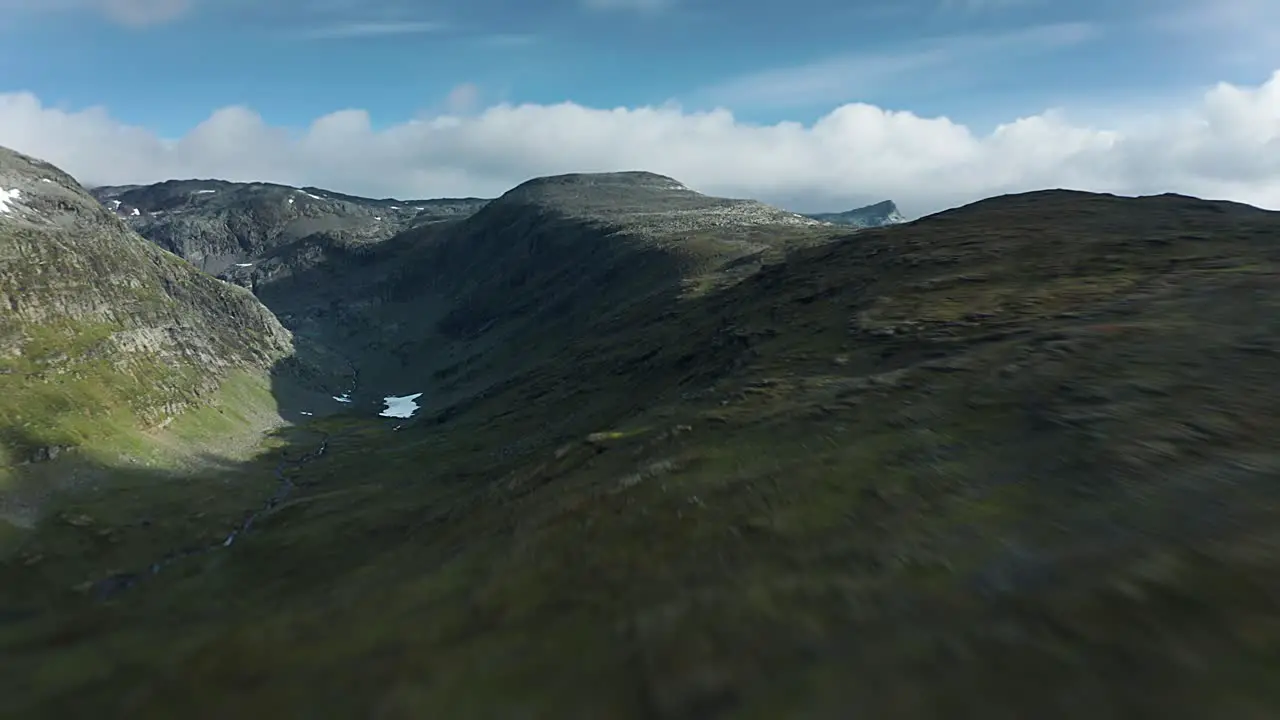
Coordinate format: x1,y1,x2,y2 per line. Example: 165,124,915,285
0,147,294,526
4,189,1280,718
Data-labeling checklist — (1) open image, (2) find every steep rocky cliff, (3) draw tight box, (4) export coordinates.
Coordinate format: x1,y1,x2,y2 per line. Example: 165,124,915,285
0,147,293,465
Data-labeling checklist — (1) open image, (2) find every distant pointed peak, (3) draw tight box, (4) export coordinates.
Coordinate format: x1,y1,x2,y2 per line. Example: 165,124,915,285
858,199,899,213
802,199,906,228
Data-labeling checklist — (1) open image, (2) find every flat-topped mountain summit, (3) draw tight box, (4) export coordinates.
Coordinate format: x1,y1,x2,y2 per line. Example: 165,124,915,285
505,169,688,192
494,171,822,236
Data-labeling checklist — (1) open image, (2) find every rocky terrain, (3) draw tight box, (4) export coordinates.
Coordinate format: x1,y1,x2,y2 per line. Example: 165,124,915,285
91,179,487,277
805,199,908,227
3,151,1280,719
0,147,293,524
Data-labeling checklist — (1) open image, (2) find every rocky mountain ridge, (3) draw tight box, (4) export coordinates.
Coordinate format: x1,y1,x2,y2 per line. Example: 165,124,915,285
804,199,907,227
90,179,488,276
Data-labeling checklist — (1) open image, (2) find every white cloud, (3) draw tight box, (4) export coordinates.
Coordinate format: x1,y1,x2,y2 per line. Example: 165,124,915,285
297,20,444,38
1,70,1279,217
1158,0,1278,34
581,0,670,11
476,33,538,47
1155,0,1280,71
444,83,481,114
700,23,1100,109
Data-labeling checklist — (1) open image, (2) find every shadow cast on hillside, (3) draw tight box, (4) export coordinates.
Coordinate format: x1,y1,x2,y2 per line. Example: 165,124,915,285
256,201,706,424
0,200,757,716
7,191,1280,717
1,200,715,601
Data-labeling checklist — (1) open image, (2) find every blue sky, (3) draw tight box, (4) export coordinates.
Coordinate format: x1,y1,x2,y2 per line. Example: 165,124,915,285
0,0,1276,214
0,0,1274,134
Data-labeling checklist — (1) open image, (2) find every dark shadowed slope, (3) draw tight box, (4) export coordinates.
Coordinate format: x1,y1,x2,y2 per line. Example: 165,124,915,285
4,181,1280,718
206,170,847,419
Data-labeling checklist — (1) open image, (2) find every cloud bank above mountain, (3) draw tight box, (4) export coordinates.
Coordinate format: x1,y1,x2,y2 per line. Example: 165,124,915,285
1,70,1278,217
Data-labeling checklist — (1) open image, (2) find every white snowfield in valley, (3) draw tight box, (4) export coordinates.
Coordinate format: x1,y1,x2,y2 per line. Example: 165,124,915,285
380,393,423,419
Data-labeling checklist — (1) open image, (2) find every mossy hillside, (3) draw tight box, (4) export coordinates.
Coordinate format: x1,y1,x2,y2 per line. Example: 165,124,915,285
0,269,286,470
0,370,285,565
0,147,293,473
6,189,1280,718
2,320,189,445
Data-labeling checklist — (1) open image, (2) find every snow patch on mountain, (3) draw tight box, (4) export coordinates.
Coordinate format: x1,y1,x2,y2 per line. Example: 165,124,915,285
0,187,20,214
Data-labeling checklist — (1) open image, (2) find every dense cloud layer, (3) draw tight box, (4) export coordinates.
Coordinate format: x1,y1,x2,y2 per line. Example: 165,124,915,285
1,70,1278,216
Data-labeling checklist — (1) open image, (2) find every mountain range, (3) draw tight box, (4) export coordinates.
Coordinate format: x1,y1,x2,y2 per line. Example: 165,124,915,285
90,180,488,277
89,179,903,284
3,145,1280,719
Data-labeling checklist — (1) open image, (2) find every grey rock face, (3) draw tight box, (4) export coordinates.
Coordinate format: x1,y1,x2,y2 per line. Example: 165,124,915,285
90,179,489,276
0,146,294,448
804,200,907,228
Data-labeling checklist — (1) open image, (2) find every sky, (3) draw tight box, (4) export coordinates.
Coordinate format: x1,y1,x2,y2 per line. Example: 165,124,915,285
0,0,1277,216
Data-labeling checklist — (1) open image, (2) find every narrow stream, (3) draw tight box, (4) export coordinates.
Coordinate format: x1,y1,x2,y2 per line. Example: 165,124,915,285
90,431,335,601
90,364,362,601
